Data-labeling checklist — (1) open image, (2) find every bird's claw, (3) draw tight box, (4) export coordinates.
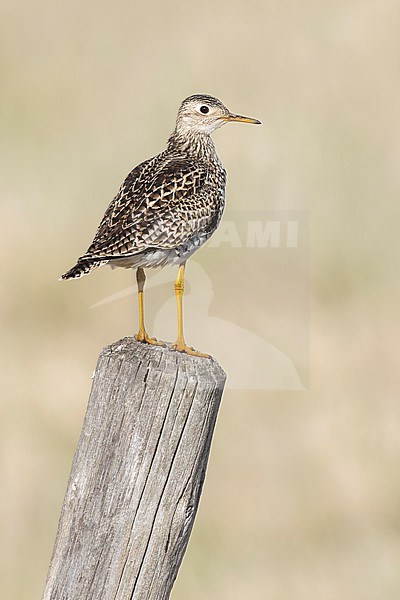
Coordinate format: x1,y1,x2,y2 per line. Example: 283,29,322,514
170,340,210,358
135,331,165,346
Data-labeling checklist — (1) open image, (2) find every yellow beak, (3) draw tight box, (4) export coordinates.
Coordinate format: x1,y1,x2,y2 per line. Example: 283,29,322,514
220,113,261,125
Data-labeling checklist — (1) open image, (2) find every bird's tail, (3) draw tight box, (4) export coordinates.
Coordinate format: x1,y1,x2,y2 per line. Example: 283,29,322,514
59,259,107,281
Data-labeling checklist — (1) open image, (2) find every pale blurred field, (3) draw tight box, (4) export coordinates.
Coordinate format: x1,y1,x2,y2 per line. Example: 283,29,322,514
1,1,400,598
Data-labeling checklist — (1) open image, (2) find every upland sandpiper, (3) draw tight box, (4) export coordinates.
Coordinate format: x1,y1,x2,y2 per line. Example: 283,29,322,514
61,94,261,356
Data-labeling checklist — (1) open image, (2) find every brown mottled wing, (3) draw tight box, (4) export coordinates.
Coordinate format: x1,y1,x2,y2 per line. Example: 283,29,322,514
79,156,218,260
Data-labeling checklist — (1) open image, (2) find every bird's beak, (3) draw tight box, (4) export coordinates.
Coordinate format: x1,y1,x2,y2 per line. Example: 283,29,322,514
220,113,261,125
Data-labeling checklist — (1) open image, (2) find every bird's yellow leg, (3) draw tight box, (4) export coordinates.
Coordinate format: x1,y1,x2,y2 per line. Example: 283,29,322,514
171,263,209,358
134,267,164,346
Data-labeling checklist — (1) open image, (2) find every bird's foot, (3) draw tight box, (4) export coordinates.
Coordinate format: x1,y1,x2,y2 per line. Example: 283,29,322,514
135,330,165,346
170,340,210,358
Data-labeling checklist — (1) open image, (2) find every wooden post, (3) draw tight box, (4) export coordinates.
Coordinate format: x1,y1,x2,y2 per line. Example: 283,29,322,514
43,337,226,600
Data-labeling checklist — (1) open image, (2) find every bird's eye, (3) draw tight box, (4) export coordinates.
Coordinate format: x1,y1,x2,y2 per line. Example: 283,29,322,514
199,105,210,114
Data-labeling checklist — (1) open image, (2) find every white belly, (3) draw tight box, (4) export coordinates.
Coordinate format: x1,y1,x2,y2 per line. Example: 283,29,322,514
109,231,212,270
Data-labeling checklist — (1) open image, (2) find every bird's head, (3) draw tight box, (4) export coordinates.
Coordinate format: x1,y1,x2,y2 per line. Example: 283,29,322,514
175,94,261,136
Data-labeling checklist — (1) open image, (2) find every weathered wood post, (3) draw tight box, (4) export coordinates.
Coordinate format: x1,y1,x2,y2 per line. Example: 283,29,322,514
43,337,226,600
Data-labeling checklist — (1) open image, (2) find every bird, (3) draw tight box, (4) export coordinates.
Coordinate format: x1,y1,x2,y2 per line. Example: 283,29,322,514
60,94,261,357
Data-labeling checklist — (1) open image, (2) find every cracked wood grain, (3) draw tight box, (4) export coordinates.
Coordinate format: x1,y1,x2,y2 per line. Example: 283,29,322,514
42,337,226,600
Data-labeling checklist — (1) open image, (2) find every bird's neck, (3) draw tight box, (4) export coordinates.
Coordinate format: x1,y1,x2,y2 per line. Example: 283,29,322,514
167,129,218,161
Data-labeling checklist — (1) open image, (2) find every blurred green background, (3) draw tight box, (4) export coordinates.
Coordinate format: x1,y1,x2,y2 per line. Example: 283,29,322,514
1,0,399,598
